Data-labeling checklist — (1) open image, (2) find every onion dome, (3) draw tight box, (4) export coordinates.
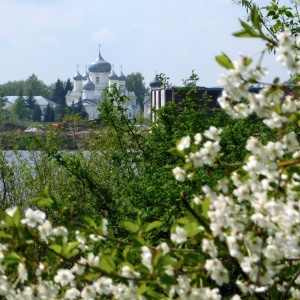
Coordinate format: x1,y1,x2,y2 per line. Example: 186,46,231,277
82,77,95,91
118,71,126,81
109,69,119,80
73,71,83,81
150,74,161,88
82,70,89,81
88,50,111,73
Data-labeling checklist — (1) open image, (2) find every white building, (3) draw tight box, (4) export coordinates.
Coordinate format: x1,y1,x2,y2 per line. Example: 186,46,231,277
66,49,140,120
4,96,57,113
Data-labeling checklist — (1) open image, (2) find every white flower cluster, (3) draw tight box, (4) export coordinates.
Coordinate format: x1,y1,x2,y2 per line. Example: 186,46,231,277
173,127,222,182
1,208,151,299
169,275,223,300
276,30,300,72
171,35,300,292
217,30,300,129
196,129,300,292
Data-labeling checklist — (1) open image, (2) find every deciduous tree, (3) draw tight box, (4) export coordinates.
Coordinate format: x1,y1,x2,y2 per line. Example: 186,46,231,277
125,72,148,110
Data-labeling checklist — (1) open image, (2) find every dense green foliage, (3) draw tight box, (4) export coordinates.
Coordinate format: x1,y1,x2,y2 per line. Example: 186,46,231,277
125,72,148,110
12,97,29,120
0,74,51,99
233,0,300,39
32,104,42,122
0,2,300,298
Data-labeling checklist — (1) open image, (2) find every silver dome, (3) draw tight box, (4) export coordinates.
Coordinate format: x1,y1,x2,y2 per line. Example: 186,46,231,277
88,51,111,73
83,78,95,91
73,71,83,81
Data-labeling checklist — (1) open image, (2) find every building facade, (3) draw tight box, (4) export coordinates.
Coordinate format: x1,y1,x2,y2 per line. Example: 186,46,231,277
149,81,263,122
4,96,57,114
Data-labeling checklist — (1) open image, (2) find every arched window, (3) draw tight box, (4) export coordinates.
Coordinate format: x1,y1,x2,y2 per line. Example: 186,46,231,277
96,77,99,84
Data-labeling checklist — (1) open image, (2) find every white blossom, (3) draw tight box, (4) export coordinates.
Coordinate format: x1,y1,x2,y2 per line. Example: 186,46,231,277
204,126,223,141
202,238,218,258
0,276,10,296
38,220,52,243
194,133,202,145
81,284,96,300
172,167,186,182
21,208,46,228
141,246,152,273
283,131,299,152
165,265,174,276
17,263,28,283
156,242,170,255
177,136,191,150
5,207,17,217
64,287,80,299
87,253,99,267
121,265,140,278
205,258,229,286
171,226,187,244
102,218,108,236
93,277,113,295
54,269,75,286
51,226,68,237
37,281,59,299
71,257,86,275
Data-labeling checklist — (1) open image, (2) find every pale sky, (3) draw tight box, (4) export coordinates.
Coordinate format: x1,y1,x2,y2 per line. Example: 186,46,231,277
0,0,293,88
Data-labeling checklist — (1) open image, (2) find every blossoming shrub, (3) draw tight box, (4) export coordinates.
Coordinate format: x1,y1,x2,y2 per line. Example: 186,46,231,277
1,2,300,299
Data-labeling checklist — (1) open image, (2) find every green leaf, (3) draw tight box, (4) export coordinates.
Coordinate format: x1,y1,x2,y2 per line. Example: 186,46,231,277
244,57,252,67
31,186,58,209
215,53,234,69
184,221,204,237
2,207,20,227
275,103,282,114
18,228,35,245
62,241,80,259
12,207,20,227
123,246,135,264
100,255,115,273
80,216,97,229
266,10,275,17
137,284,150,296
291,185,300,192
183,252,205,266
144,221,163,232
233,20,261,38
0,231,12,239
49,244,62,254
285,10,293,18
268,285,280,300
168,147,185,157
4,253,20,268
289,113,298,122
161,256,177,266
132,236,146,246
146,290,165,299
159,274,177,285
201,197,210,219
251,6,261,30
84,272,99,281
232,29,254,38
122,221,139,233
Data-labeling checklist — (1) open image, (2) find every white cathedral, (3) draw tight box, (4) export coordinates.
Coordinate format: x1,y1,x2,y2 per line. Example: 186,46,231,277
66,48,140,120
